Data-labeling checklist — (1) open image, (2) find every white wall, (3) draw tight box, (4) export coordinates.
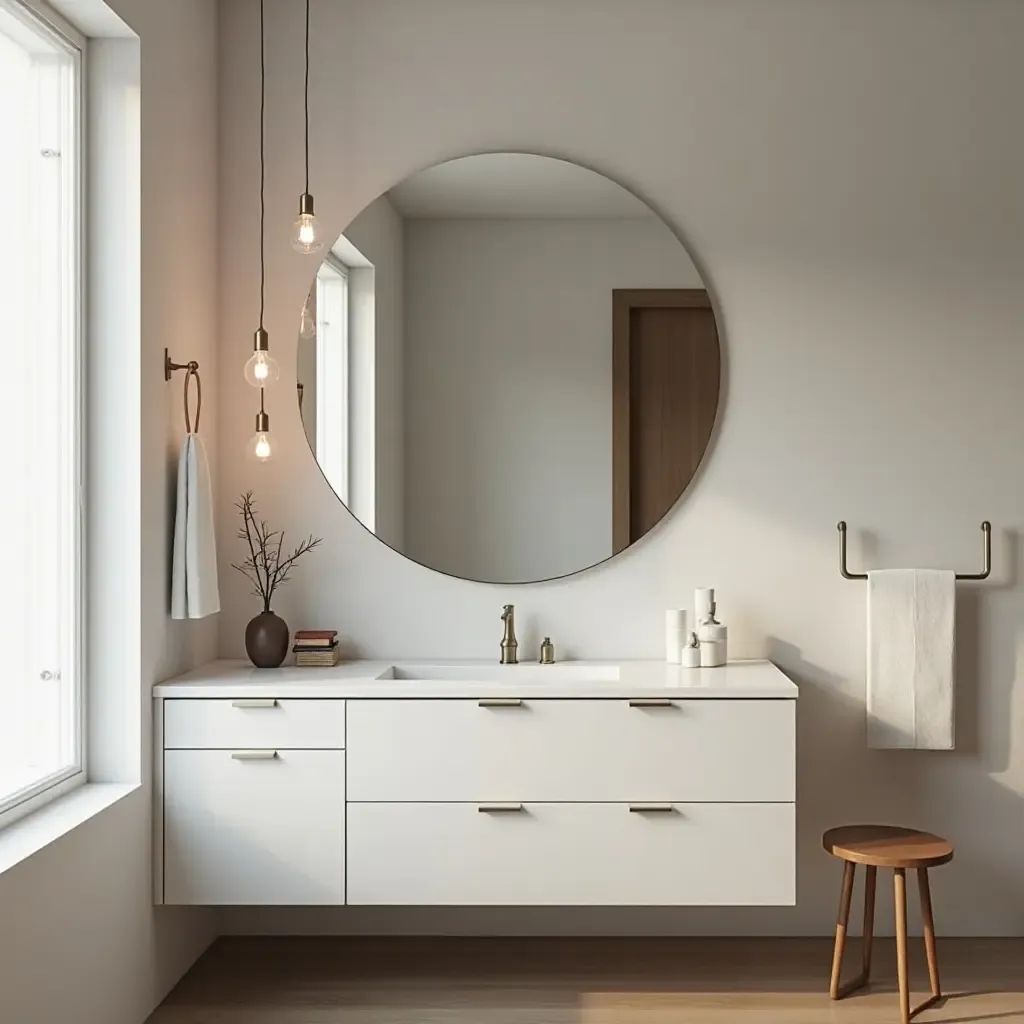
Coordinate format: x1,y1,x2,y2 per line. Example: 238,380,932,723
218,0,1024,936
403,215,700,582
0,2,218,1021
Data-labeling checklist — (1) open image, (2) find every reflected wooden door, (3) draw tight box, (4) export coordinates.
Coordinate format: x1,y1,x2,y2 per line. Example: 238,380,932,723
612,289,720,554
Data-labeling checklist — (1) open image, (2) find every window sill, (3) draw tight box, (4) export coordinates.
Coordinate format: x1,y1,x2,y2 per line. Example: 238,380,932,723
0,782,139,877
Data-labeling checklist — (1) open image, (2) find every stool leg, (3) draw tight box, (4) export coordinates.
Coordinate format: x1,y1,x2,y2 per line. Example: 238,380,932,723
830,860,856,999
918,868,941,996
910,867,943,1018
894,868,910,1024
861,865,877,979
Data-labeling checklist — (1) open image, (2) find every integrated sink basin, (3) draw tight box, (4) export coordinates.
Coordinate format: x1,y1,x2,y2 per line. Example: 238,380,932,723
382,663,621,683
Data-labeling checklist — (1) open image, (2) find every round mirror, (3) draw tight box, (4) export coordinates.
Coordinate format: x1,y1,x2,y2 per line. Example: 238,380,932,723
297,153,720,584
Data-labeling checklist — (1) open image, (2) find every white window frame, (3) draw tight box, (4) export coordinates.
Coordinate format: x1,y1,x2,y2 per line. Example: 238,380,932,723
0,0,85,829
316,255,350,504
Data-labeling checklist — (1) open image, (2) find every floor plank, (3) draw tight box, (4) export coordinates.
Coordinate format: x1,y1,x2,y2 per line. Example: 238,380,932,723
148,937,1024,1024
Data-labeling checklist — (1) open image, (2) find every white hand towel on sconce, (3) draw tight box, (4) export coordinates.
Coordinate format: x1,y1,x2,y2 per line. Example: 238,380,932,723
867,569,954,749
171,434,220,620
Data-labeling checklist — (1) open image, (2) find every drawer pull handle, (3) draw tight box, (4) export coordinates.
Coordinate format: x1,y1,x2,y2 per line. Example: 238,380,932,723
628,803,676,813
231,750,279,760
478,698,523,708
628,699,675,708
478,803,524,813
231,699,278,709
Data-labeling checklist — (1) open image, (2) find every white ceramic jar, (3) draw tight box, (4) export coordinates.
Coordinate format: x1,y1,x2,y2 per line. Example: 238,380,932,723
665,609,687,664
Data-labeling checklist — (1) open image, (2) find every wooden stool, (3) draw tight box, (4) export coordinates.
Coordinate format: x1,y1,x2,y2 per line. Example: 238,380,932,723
823,825,954,1024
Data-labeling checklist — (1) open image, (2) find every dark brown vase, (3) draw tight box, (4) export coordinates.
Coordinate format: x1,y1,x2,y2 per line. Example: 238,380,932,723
245,610,290,668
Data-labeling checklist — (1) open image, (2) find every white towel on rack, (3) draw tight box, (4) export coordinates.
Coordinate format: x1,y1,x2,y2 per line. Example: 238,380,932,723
867,569,954,749
171,434,220,620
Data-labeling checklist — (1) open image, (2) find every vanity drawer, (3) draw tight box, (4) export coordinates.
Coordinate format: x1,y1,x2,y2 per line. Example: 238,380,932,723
164,749,345,905
346,699,793,802
347,801,795,906
163,698,345,749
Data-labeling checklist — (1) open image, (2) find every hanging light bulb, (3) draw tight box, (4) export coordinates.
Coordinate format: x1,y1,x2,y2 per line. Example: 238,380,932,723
292,193,323,254
299,301,315,339
246,391,274,462
244,3,281,411
245,328,280,387
291,1,324,254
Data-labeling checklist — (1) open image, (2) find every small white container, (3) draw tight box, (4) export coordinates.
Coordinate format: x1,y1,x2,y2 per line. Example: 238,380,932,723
694,588,715,625
665,609,686,664
680,635,702,669
697,603,728,664
700,638,727,668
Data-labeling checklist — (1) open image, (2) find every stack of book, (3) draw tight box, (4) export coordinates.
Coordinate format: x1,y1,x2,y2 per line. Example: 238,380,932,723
292,630,339,667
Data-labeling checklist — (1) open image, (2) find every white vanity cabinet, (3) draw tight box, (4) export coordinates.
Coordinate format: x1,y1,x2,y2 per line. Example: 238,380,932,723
154,661,798,909
160,698,346,906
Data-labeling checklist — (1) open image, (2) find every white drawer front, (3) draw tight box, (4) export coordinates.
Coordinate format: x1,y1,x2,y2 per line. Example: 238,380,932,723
347,802,794,906
163,698,345,749
347,699,793,802
163,749,345,905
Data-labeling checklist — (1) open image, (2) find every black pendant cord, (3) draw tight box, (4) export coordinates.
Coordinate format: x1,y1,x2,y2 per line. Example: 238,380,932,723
260,387,266,417
258,0,266,330
304,0,310,195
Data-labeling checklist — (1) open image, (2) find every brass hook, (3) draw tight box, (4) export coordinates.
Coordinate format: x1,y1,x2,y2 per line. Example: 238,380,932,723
165,348,201,434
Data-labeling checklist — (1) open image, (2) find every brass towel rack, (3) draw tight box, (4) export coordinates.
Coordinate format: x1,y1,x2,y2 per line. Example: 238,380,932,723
164,348,202,434
837,521,991,580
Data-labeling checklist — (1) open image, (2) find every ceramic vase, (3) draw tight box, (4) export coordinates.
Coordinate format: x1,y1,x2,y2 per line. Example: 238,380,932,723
245,610,290,668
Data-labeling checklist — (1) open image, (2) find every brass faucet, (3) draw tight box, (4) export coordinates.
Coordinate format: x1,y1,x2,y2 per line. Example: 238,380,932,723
500,604,518,664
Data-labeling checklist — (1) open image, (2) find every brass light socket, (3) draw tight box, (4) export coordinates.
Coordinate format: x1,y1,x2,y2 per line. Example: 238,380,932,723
253,327,270,352
255,409,270,433
299,192,315,216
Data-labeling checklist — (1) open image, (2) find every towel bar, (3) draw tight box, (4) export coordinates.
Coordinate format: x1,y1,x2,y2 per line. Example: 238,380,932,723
837,521,991,581
165,348,202,434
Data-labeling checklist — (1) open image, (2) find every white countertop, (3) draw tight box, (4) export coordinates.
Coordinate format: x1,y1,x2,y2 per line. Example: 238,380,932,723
154,659,798,699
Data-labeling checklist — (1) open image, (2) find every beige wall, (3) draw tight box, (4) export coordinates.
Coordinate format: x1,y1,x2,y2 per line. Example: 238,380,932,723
217,0,1024,936
0,2,218,1021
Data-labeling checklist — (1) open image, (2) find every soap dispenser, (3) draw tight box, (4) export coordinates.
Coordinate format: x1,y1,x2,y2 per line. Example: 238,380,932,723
697,601,728,667
681,632,701,668
540,637,555,664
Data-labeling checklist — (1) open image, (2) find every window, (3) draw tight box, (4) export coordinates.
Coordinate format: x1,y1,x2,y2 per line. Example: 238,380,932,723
0,0,83,824
316,258,350,503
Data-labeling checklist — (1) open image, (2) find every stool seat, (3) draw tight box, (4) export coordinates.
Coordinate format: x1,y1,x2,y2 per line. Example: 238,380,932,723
823,824,954,869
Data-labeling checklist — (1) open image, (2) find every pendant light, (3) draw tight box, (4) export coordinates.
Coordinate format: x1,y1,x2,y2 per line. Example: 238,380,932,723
247,0,275,460
246,387,274,462
245,0,280,392
291,0,323,254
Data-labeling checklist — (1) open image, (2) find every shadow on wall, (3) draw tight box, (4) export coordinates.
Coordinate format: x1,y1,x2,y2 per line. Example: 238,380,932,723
769,636,1024,940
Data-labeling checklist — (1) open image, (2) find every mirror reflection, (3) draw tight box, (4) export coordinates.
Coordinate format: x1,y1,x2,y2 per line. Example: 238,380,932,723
298,153,720,583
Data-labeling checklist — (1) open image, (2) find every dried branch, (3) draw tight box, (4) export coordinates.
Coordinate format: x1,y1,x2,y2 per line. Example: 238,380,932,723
230,492,322,612
271,535,322,593
234,492,269,607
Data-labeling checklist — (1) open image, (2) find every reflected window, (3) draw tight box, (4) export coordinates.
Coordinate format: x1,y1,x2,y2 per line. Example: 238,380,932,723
315,258,350,502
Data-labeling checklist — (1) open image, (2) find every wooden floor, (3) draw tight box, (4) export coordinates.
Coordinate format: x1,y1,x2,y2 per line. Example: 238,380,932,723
148,936,1024,1023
